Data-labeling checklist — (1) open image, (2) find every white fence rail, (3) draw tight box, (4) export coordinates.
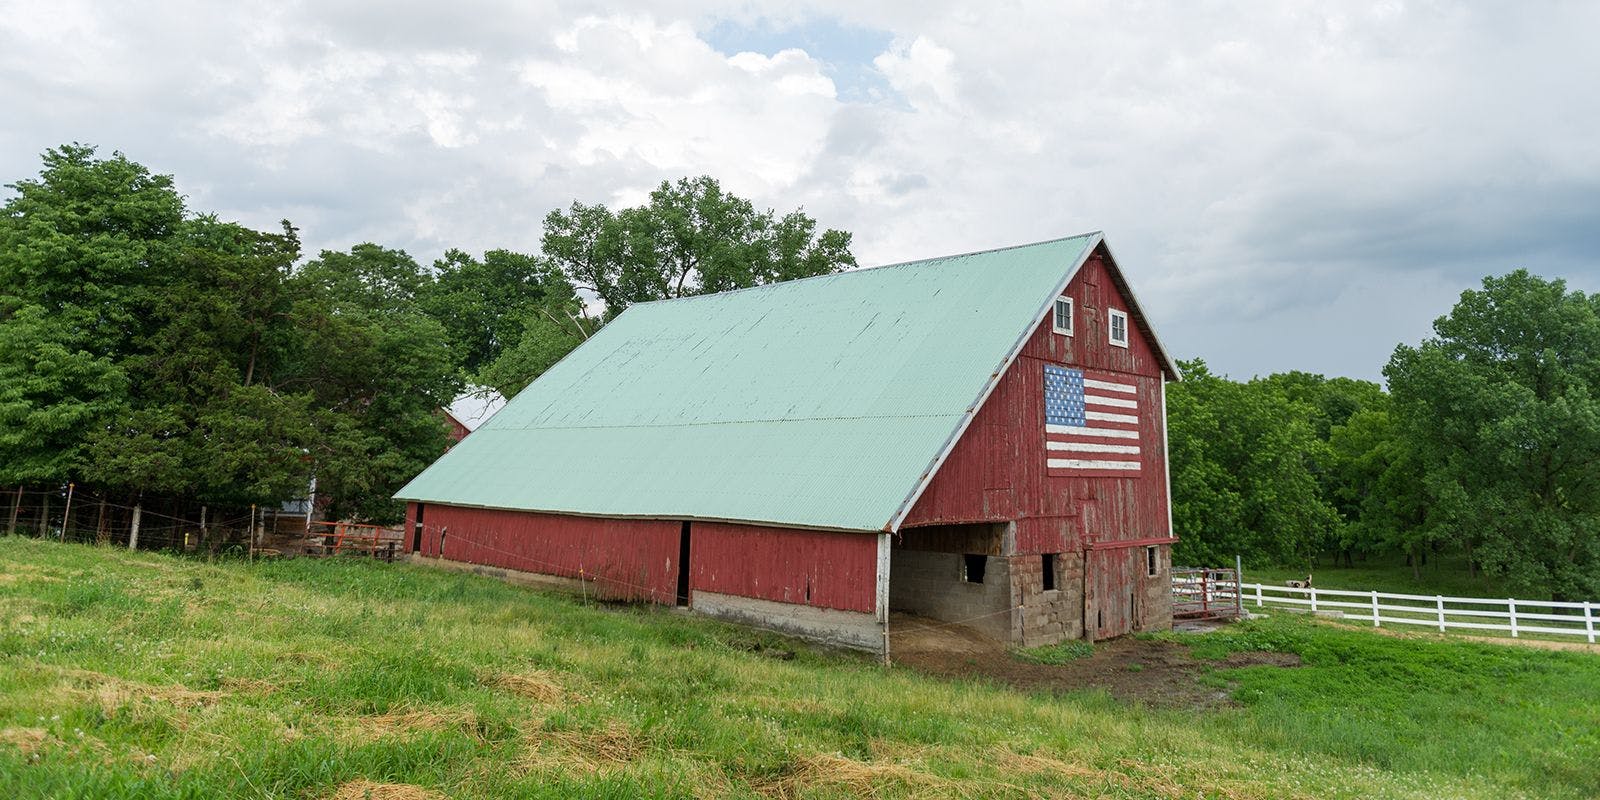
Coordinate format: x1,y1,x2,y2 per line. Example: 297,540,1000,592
1241,582,1598,643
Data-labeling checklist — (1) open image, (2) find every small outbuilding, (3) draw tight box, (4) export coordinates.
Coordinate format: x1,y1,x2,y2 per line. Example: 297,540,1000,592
397,233,1180,657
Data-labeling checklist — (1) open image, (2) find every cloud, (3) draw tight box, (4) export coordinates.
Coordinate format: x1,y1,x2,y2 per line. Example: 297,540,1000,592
2,1,1598,382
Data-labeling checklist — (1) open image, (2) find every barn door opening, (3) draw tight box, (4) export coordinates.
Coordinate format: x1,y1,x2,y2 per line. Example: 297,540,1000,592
412,504,426,553
676,521,692,606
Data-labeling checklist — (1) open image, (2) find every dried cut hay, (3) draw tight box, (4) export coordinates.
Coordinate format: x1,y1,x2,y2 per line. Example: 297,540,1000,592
341,706,480,742
327,780,444,800
519,721,642,774
0,727,57,756
45,667,225,715
489,671,565,704
992,747,1105,781
758,752,957,799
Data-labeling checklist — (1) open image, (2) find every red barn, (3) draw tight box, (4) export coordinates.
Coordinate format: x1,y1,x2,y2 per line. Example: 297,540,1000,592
397,233,1180,656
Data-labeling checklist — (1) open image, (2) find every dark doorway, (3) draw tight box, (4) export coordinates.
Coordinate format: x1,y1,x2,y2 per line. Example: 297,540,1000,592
412,504,426,553
676,521,692,606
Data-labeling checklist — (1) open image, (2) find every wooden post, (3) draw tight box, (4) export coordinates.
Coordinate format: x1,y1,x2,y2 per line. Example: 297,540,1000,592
1436,595,1446,633
199,505,207,551
60,483,74,542
95,495,108,544
1585,602,1595,645
128,503,142,551
249,504,256,562
38,491,50,537
1508,598,1518,638
6,486,20,535
1371,590,1380,627
1309,586,1318,614
1256,583,1263,608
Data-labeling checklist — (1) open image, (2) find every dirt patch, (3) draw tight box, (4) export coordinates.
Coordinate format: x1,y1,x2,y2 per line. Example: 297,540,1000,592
889,614,1298,708
327,780,444,800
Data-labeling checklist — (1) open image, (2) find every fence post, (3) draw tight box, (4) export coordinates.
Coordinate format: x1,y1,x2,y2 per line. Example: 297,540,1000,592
61,482,74,542
1256,583,1263,608
128,503,142,551
1371,590,1380,627
1310,586,1318,614
1585,601,1595,645
1234,556,1244,620
1436,595,1446,633
1508,598,1518,638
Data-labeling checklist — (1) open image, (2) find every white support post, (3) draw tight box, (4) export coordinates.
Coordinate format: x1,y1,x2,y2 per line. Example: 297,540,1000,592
1508,598,1519,638
1309,586,1318,614
1371,590,1381,627
1256,583,1263,608
1584,601,1595,645
876,532,891,667
1436,595,1446,633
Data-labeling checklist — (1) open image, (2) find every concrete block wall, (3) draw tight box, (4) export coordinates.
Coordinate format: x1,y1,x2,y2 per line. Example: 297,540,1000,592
1138,544,1174,633
888,548,1013,641
1009,551,1085,646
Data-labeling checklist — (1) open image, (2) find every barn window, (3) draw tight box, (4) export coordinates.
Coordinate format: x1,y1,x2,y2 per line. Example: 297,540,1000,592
1108,309,1129,348
962,554,987,584
1146,545,1159,577
1052,296,1074,336
1041,553,1057,591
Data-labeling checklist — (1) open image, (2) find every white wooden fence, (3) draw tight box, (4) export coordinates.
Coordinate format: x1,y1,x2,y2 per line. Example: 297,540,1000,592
1240,582,1598,643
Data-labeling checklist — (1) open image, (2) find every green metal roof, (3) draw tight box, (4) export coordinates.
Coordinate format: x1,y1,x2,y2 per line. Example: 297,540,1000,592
396,233,1104,531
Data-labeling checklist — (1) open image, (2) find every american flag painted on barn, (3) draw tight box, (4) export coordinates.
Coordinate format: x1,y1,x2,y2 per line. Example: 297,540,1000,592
1043,364,1142,474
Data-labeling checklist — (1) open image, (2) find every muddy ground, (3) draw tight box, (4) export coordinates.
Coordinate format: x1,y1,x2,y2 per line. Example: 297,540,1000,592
887,613,1298,708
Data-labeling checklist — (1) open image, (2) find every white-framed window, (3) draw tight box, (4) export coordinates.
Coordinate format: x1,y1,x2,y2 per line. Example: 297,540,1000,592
1052,296,1074,336
1108,308,1129,348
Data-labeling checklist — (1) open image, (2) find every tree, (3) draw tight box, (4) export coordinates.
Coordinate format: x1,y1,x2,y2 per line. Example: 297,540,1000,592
284,245,460,521
1166,360,1341,567
1386,270,1600,598
419,248,581,375
542,176,856,318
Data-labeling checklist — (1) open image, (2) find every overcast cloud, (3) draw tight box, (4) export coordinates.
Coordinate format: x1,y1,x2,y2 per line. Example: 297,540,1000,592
4,1,1598,381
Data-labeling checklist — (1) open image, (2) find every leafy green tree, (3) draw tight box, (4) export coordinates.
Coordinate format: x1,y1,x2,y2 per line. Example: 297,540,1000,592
419,248,581,375
543,175,855,318
285,245,460,521
1167,360,1341,567
1386,270,1600,598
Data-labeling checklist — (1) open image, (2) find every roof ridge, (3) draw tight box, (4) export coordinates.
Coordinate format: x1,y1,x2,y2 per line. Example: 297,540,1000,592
626,230,1101,310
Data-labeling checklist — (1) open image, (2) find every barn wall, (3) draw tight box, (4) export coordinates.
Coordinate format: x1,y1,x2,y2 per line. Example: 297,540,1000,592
689,522,878,614
410,504,681,604
902,249,1173,557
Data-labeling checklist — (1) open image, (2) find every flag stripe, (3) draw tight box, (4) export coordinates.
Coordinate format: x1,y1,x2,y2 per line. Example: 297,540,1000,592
1085,410,1137,424
1085,395,1137,409
1084,378,1136,393
1048,459,1142,471
1047,441,1141,454
1046,424,1138,439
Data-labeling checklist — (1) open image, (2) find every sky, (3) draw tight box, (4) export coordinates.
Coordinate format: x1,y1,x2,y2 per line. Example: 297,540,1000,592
3,1,1598,382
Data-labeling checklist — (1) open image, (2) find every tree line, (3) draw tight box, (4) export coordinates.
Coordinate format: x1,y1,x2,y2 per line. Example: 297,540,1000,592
1169,270,1600,600
0,145,854,529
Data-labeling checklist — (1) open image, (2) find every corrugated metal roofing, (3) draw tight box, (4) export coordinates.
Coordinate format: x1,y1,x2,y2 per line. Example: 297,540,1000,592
396,233,1103,531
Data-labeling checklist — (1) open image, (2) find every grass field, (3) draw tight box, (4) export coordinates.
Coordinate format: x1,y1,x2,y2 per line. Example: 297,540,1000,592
2,537,1598,799
1248,554,1519,599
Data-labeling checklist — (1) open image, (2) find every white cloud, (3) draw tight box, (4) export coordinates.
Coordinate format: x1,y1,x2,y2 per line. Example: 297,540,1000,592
2,1,1598,381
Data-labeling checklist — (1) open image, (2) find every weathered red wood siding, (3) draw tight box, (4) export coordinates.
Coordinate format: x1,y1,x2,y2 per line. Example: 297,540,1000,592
690,522,878,613
901,248,1172,556
412,504,680,603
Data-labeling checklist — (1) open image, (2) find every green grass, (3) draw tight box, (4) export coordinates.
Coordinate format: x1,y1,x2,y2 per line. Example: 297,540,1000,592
1013,640,1094,665
2,538,1598,798
1250,554,1520,599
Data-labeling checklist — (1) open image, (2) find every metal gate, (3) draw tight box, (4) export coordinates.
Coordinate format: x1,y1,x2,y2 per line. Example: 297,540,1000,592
1172,567,1243,620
